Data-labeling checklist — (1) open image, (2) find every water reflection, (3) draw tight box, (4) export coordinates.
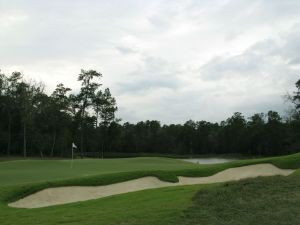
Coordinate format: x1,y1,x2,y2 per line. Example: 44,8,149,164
183,158,236,164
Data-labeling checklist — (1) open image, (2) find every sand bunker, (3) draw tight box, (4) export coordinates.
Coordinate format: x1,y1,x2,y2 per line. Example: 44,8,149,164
9,164,294,209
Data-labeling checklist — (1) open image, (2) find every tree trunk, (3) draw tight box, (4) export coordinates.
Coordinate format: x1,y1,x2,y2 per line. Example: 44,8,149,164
6,114,12,155
23,123,27,158
50,130,56,157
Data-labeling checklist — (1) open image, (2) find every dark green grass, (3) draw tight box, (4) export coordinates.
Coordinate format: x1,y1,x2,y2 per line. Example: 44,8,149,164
174,152,300,177
1,153,300,203
0,153,300,225
1,176,300,225
1,170,179,203
0,184,204,225
179,175,300,225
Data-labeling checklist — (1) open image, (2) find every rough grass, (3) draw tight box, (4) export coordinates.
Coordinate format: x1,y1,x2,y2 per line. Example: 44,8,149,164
0,153,300,225
175,152,300,177
179,175,300,225
1,153,300,204
1,176,300,224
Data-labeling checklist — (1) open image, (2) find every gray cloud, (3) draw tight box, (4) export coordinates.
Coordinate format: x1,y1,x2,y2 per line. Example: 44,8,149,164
199,52,264,80
199,23,300,83
115,46,139,55
1,0,300,124
115,55,182,93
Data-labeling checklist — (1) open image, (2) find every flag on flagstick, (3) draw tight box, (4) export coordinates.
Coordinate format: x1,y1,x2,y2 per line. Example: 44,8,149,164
71,142,77,168
72,143,77,149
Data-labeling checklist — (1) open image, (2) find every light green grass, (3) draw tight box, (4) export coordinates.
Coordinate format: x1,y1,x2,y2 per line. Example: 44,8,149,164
0,184,208,225
1,177,300,225
0,157,197,186
2,153,300,187
1,153,300,203
0,153,300,225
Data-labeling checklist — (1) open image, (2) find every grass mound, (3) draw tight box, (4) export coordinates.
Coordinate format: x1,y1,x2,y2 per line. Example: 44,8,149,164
180,175,300,225
175,152,300,177
0,157,197,186
2,153,300,204
2,170,178,203
0,152,300,224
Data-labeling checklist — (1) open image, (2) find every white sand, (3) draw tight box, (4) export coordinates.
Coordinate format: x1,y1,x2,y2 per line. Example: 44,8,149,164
8,164,294,209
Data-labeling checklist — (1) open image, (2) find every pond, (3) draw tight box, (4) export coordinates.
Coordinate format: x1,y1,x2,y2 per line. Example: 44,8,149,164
182,158,237,164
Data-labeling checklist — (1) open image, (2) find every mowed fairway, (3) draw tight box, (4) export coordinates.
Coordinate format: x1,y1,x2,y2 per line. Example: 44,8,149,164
0,157,198,186
1,154,300,225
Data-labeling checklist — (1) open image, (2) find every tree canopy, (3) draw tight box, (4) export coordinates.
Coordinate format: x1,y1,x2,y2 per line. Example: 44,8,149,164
0,70,299,157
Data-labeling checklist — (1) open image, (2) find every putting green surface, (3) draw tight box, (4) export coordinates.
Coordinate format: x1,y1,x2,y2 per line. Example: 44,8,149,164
0,157,197,186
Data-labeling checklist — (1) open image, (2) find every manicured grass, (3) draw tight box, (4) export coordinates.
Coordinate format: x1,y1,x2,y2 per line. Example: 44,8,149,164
1,153,300,203
0,153,300,225
0,170,180,203
2,153,300,187
174,152,300,177
1,176,300,225
0,185,206,225
0,157,197,186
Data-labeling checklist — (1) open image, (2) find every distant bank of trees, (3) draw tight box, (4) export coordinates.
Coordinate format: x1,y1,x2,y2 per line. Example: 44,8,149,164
0,69,299,157
0,69,117,158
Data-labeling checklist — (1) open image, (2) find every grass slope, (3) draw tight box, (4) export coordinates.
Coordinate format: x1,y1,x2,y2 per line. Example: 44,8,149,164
0,185,206,225
1,153,300,203
0,157,197,186
180,176,300,225
0,153,300,225
1,176,300,225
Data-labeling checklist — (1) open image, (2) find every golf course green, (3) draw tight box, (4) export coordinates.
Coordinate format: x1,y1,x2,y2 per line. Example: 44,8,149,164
0,157,198,186
1,153,300,225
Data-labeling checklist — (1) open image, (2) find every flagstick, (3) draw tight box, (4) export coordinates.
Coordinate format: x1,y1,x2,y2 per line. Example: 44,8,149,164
71,144,74,169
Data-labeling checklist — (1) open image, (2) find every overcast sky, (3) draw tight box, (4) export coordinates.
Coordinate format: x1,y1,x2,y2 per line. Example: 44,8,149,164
1,0,299,124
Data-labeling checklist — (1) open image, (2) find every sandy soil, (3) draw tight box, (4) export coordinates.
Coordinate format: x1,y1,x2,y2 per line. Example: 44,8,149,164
8,164,294,209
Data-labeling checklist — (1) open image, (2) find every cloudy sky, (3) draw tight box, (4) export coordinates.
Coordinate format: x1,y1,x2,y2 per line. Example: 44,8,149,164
1,0,299,124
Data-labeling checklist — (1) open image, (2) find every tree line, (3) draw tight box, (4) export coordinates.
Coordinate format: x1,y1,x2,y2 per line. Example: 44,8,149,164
0,69,299,157
0,69,117,158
